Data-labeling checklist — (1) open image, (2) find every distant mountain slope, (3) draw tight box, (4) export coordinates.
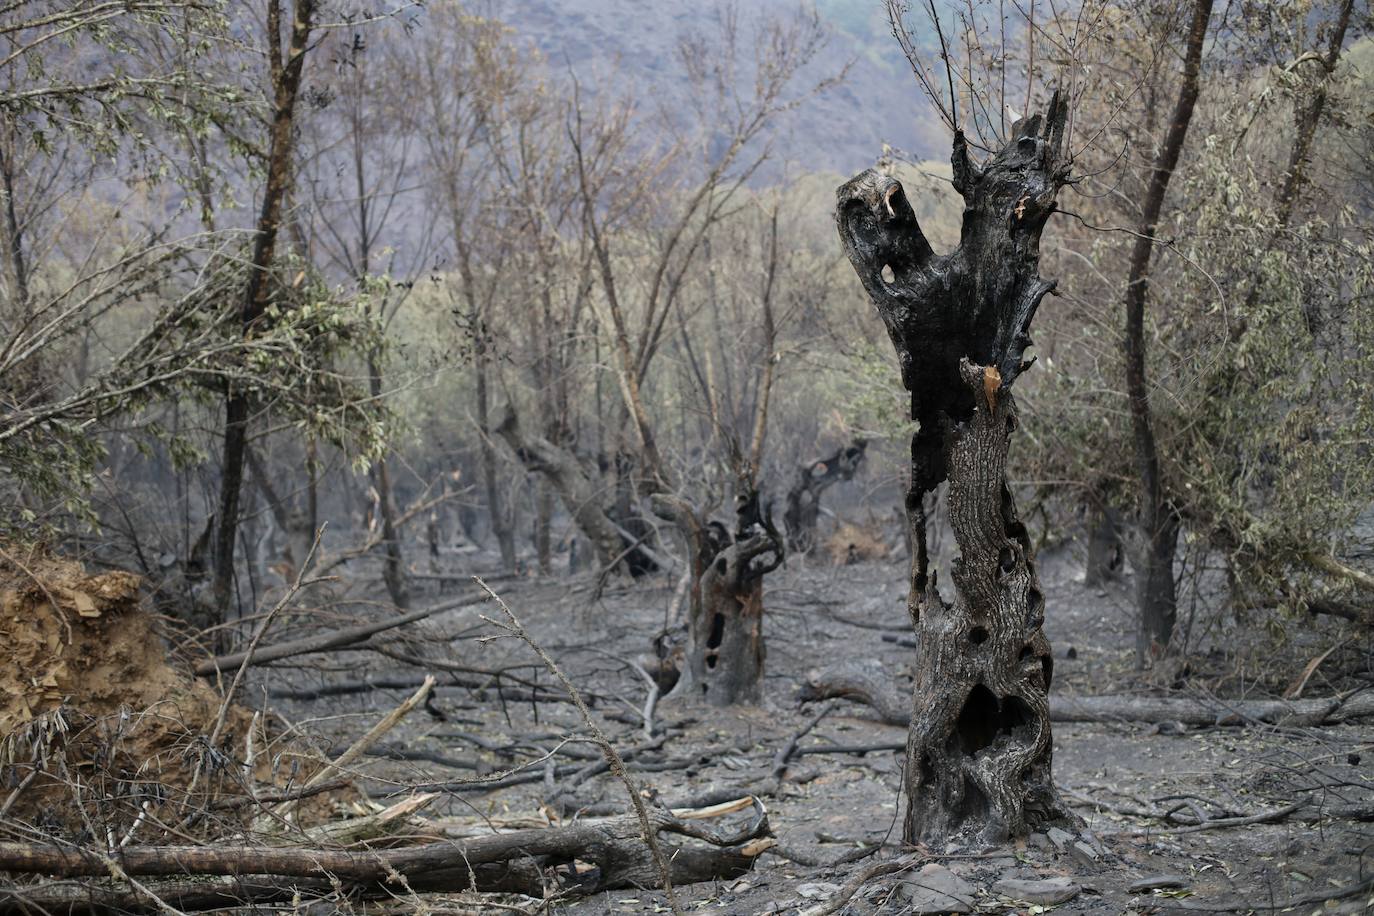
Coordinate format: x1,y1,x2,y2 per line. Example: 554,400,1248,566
499,0,949,175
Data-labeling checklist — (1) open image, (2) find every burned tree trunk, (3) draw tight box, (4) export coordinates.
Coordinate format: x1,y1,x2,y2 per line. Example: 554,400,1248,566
782,439,867,552
835,95,1077,844
654,491,783,706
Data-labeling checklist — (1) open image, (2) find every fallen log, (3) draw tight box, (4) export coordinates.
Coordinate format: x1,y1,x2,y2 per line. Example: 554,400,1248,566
271,674,575,706
0,801,769,912
802,663,1374,728
195,592,490,676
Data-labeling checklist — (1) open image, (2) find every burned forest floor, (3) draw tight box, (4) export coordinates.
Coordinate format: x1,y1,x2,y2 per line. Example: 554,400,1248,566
242,540,1374,916
3,536,1373,915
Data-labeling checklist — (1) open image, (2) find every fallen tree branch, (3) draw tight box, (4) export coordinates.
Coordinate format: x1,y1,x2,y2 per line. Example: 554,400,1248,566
270,677,434,823
474,577,688,916
1306,553,1374,593
803,664,1374,727
1103,801,1304,836
0,803,770,909
798,854,922,916
194,593,489,676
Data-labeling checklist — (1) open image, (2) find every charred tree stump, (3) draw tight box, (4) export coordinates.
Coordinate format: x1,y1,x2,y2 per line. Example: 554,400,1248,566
835,94,1078,845
782,439,867,552
654,490,783,706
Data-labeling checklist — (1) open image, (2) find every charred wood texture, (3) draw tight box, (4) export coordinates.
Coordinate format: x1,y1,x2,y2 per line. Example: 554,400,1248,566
835,94,1076,845
654,490,783,706
0,802,770,912
782,438,867,551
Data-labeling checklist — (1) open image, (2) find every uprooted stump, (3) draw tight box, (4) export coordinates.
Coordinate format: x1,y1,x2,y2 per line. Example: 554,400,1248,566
835,93,1078,844
0,798,772,912
0,546,346,843
654,490,784,706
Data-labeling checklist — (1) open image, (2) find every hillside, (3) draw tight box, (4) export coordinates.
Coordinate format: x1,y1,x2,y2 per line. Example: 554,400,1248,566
499,0,951,174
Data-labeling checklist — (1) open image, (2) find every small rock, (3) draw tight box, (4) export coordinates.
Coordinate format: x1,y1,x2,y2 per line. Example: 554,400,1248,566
796,882,841,900
896,863,976,914
1027,832,1053,851
1069,841,1101,867
1128,874,1190,893
993,877,1082,905
1046,826,1076,850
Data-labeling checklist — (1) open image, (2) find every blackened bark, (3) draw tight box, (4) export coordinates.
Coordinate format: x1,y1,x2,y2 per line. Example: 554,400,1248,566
211,0,318,618
782,439,867,552
1123,0,1213,666
836,94,1076,844
653,491,783,706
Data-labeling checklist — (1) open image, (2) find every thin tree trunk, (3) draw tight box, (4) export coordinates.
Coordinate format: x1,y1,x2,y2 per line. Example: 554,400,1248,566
1083,483,1123,587
211,0,318,619
477,349,517,571
369,353,408,607
496,408,655,575
0,128,29,312
1123,0,1213,666
1274,0,1354,233
535,478,553,574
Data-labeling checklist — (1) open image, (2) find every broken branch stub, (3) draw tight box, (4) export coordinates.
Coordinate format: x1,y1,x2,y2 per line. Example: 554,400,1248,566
835,92,1076,845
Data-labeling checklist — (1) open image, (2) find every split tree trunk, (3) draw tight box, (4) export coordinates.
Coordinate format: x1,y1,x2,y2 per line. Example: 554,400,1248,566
835,95,1077,844
654,491,783,706
782,439,867,552
496,408,656,576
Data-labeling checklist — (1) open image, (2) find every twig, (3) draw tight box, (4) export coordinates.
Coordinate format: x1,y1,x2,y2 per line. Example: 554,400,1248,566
207,530,325,748
1160,874,1374,911
771,702,834,785
799,854,923,916
474,577,686,916
194,590,490,676
270,675,435,821
1104,801,1303,836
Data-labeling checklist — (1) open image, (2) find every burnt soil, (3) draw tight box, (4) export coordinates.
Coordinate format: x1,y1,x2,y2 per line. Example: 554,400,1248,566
247,538,1374,915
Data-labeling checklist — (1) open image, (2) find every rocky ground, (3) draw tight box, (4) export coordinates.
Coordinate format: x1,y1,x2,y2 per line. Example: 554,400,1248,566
245,538,1374,915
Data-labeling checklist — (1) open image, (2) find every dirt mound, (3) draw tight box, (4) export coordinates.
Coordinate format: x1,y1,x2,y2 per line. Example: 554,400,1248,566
823,520,890,565
0,546,261,830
